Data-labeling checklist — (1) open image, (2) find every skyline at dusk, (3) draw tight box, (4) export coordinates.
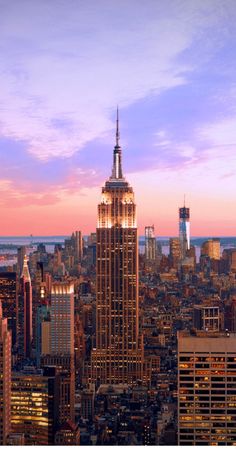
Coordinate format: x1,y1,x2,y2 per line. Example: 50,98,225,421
1,0,236,236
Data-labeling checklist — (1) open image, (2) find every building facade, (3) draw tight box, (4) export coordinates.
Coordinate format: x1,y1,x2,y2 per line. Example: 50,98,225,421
50,282,74,355
145,226,156,261
193,304,220,332
11,367,58,445
18,255,32,359
91,110,143,384
201,238,221,260
178,330,236,445
0,302,11,445
169,237,181,268
179,205,190,259
0,272,17,347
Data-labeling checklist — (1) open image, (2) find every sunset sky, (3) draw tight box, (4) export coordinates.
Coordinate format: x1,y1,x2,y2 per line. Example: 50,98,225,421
1,0,236,236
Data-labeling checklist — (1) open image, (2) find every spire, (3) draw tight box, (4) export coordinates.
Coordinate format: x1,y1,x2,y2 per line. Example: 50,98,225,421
110,106,123,180
116,105,120,147
184,193,186,207
21,255,31,283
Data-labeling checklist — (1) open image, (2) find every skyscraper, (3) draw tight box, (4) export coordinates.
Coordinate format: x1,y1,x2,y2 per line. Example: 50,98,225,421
169,237,181,268
0,301,11,445
17,246,26,275
50,282,74,355
145,225,156,261
201,238,221,260
179,201,190,259
40,281,75,425
0,272,17,348
18,255,32,359
91,109,143,384
65,231,83,263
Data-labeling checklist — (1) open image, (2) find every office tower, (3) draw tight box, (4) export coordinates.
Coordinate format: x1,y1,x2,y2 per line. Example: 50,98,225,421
91,109,143,384
11,367,59,445
201,238,220,260
32,262,45,351
229,249,236,272
0,301,11,445
0,272,17,347
18,255,32,359
65,231,83,263
50,282,74,355
74,313,86,380
169,237,181,268
40,281,75,424
145,225,156,261
53,245,65,276
193,304,220,331
40,354,75,424
17,246,26,274
179,203,190,259
222,248,236,272
178,330,236,445
36,302,50,367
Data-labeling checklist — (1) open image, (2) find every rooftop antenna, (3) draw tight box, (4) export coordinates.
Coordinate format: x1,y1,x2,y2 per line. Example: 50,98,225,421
116,105,120,147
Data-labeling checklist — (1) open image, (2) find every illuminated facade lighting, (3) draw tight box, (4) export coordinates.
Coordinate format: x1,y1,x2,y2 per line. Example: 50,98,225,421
145,226,156,261
178,330,236,445
0,272,17,347
0,302,11,445
18,255,32,359
11,369,58,445
50,281,74,355
91,108,143,384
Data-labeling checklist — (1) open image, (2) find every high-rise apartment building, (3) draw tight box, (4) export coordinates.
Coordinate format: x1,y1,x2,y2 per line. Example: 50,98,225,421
0,272,17,347
145,226,156,261
178,330,236,445
91,109,143,384
179,203,190,259
0,301,11,445
18,255,32,359
201,238,220,260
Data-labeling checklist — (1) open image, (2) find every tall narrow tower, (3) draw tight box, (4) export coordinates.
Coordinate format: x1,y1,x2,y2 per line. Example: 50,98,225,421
91,109,143,384
18,255,32,359
145,225,156,261
0,301,11,445
179,199,190,259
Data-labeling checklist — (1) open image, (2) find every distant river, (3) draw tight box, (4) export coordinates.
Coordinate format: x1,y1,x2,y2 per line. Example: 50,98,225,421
0,235,236,266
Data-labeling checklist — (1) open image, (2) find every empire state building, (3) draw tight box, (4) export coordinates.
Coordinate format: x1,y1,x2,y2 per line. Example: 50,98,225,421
91,110,143,384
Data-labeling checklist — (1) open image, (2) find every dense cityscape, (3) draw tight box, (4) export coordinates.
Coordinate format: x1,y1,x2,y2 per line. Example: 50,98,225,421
2,1,236,447
0,113,236,446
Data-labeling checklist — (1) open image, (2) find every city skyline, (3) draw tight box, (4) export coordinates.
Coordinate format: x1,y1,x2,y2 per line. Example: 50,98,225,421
1,0,236,236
